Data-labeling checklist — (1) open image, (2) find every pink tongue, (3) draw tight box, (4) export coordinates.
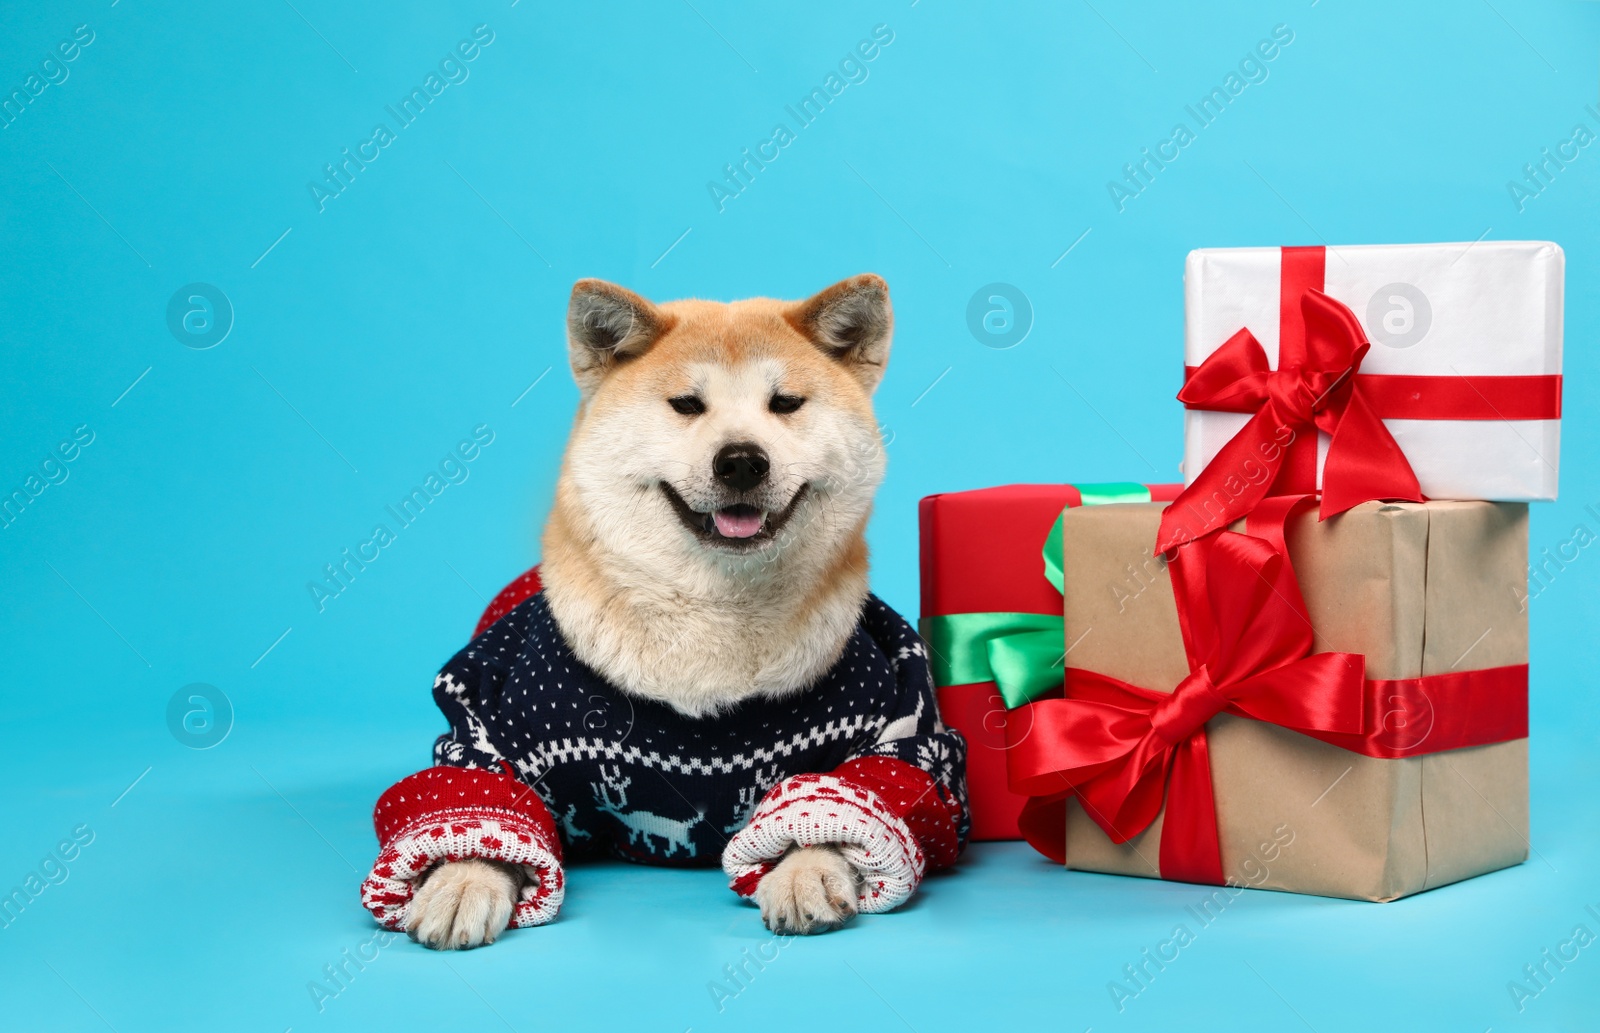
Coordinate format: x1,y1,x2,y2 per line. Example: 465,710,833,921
713,509,764,539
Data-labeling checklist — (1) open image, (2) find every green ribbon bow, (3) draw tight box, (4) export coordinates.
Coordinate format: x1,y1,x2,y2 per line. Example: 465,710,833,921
922,482,1152,709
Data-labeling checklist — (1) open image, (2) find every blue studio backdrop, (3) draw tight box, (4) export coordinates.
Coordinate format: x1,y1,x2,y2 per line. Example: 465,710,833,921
2,1,1597,1030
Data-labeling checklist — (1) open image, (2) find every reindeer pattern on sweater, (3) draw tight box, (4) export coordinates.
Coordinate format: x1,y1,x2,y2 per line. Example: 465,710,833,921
426,591,969,865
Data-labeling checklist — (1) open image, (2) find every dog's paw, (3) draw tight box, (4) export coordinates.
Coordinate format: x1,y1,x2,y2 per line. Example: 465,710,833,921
406,859,522,950
755,845,860,935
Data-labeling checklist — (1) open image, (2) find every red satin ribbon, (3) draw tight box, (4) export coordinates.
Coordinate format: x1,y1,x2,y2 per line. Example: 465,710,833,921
1007,496,1528,883
1183,369,1564,423
1156,245,1562,554
1158,274,1421,549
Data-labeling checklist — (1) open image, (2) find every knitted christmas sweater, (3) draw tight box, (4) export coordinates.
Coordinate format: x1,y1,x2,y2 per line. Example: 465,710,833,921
361,581,969,931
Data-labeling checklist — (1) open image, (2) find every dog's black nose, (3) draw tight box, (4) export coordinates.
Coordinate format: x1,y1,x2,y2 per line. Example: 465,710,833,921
713,443,769,492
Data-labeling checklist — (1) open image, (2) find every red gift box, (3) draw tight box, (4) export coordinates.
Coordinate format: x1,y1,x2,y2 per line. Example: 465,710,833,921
918,483,1181,841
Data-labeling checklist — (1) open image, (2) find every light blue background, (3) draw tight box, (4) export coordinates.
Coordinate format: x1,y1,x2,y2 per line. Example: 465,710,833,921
2,1,1597,1030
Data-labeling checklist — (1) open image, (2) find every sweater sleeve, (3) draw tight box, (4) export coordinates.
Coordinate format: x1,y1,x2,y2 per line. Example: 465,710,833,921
721,600,969,913
360,604,565,931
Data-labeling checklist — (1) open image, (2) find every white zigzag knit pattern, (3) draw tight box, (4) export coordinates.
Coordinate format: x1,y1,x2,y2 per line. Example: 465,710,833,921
361,810,564,930
721,774,925,913
505,713,882,780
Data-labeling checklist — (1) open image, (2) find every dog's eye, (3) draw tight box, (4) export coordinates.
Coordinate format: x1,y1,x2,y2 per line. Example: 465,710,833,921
769,394,805,415
668,395,706,416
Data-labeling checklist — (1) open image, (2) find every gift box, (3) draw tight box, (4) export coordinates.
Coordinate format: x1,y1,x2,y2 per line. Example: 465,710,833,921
918,482,1180,841
1009,498,1529,900
1168,242,1562,552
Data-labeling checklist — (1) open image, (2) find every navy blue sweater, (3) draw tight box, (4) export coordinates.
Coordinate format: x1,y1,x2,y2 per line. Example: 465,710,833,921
424,591,969,865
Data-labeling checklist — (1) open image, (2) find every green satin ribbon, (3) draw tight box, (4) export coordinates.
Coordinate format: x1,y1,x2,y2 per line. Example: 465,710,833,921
924,482,1153,709
1075,482,1153,506
1042,483,1148,593
922,612,1067,709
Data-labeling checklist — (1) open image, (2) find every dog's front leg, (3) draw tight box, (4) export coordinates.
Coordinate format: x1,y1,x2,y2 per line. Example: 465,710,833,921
406,859,527,950
754,845,861,935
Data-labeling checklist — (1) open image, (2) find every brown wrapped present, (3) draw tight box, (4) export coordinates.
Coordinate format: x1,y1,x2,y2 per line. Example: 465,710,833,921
1013,499,1530,901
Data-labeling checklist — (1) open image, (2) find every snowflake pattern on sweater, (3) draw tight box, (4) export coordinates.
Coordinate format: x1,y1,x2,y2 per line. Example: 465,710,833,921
424,591,969,865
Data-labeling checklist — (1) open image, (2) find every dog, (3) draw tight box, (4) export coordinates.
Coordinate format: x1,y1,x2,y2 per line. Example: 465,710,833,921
362,275,967,949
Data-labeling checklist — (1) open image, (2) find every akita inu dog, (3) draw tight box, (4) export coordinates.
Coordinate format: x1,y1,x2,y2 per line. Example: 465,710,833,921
361,275,967,948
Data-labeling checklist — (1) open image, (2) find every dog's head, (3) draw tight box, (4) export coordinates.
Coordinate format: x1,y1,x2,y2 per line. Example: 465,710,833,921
555,274,892,581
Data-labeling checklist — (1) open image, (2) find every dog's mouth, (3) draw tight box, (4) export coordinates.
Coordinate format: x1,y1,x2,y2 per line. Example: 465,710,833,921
659,482,809,550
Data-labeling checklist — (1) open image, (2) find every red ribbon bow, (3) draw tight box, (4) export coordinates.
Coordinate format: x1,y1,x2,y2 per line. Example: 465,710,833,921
1007,523,1367,884
1156,285,1425,554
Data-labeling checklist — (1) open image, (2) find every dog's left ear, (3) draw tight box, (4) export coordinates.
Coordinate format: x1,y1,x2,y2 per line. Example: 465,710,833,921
785,274,893,393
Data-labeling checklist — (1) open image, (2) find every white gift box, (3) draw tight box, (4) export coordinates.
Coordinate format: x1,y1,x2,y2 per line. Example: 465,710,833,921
1182,242,1564,502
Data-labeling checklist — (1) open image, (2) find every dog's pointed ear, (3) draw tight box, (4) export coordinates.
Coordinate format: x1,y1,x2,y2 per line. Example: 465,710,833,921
567,279,672,393
785,274,893,392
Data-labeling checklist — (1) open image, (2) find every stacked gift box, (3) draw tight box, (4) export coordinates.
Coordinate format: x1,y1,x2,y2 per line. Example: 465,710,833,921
923,241,1563,900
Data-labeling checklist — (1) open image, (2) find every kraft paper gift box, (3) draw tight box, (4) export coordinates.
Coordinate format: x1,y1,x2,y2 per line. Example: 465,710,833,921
917,482,1179,841
1017,498,1529,901
1181,242,1563,513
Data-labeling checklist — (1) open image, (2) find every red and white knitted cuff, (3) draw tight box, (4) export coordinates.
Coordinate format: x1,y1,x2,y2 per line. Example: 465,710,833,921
360,810,564,931
721,774,926,914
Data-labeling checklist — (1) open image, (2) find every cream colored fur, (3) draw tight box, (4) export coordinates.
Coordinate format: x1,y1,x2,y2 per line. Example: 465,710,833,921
407,859,524,950
542,283,890,717
754,844,860,934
